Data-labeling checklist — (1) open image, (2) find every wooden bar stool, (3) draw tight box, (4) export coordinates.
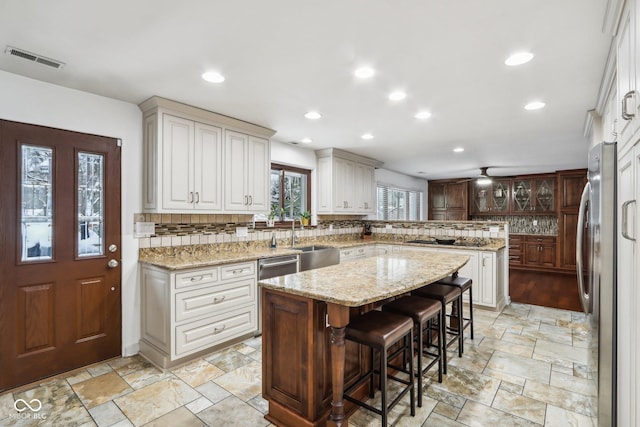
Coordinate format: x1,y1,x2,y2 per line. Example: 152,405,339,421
412,284,463,374
382,295,442,407
343,310,415,427
436,273,474,340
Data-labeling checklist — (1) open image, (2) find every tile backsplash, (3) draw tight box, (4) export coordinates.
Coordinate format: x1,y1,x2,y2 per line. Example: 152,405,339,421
470,215,557,235
136,213,509,249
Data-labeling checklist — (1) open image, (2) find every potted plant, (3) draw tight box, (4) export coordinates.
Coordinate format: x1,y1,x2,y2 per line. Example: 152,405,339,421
301,210,311,226
267,206,279,227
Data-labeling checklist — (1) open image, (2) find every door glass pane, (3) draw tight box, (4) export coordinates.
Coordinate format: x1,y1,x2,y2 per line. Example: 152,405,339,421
78,152,104,257
21,145,53,261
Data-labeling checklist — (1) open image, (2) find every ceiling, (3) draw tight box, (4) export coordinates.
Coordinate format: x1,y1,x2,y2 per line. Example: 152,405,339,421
0,1,612,180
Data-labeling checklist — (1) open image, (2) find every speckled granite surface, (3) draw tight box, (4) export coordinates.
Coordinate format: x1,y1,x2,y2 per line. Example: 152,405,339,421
138,237,505,270
258,251,470,306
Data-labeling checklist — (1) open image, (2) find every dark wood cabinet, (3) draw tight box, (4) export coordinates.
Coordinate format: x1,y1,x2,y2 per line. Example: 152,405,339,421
471,175,554,215
512,175,556,214
262,288,369,426
557,170,588,270
470,179,510,214
523,235,556,267
508,235,524,265
428,179,468,220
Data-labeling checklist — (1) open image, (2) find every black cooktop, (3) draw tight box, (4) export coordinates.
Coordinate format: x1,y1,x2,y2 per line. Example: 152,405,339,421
405,239,484,248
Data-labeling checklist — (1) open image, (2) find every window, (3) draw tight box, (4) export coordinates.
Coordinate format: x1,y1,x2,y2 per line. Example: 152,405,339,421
377,184,423,220
256,163,311,222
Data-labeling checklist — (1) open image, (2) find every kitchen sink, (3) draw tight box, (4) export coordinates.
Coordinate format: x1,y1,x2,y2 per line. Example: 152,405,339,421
296,245,332,252
296,245,340,271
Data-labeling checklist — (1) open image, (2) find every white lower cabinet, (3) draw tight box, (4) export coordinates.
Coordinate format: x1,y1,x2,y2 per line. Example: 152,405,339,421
140,261,258,368
391,246,506,310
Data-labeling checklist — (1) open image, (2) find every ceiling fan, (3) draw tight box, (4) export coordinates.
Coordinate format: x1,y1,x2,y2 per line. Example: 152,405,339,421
457,167,494,185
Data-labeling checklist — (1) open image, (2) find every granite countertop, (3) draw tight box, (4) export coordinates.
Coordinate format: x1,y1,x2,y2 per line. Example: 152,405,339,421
139,237,505,270
259,251,470,306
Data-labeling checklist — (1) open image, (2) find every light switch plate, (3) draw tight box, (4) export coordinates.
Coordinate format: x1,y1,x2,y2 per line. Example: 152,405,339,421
236,227,248,237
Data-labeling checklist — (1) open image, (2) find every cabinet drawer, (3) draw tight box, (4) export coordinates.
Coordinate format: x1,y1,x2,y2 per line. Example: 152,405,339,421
175,304,257,356
527,235,556,244
220,262,256,281
175,277,256,322
175,267,219,289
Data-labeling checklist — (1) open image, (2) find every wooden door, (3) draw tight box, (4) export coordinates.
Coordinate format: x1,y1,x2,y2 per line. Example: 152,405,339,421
445,182,467,210
0,120,121,392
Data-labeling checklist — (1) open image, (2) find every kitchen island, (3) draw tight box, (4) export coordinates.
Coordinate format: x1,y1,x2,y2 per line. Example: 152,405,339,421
259,251,470,427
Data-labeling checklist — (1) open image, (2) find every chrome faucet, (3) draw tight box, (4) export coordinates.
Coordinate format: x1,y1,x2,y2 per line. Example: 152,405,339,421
291,217,297,246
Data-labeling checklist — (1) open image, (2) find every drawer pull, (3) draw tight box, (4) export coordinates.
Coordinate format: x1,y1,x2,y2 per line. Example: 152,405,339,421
231,269,245,274
214,296,226,303
214,325,226,334
190,275,203,282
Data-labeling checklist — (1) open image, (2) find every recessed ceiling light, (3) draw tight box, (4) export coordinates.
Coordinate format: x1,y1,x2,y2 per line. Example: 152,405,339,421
524,101,546,110
388,91,407,101
505,52,534,66
414,111,432,120
301,137,312,144
304,111,322,120
453,147,464,153
361,133,374,140
354,66,375,79
201,71,225,83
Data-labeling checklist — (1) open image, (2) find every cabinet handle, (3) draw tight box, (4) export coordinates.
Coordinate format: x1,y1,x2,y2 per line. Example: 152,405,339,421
190,275,203,282
214,325,226,334
189,192,194,203
622,200,636,241
231,268,245,274
195,192,200,203
213,296,226,303
622,90,636,120
249,195,253,205
244,195,248,205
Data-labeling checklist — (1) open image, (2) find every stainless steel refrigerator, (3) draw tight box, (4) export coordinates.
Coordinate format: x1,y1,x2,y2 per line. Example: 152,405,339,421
577,141,616,427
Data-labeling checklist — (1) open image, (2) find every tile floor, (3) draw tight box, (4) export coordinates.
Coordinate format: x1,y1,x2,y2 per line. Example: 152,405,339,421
0,302,596,426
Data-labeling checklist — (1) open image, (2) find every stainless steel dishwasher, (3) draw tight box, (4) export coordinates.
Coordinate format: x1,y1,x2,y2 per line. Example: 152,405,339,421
257,255,299,333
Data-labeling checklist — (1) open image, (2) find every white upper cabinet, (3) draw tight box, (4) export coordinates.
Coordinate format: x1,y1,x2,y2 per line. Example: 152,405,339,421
161,114,222,211
139,96,274,214
616,0,640,150
316,148,381,214
223,131,270,212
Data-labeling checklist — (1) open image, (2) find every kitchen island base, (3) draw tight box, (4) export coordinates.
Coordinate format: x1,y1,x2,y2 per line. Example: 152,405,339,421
261,288,373,426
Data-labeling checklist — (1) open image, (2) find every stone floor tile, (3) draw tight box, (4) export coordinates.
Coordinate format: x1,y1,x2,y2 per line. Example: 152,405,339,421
108,356,152,376
423,411,467,426
486,351,551,384
195,381,231,404
457,400,541,426
87,363,114,377
544,404,595,427
88,401,127,427
171,359,225,388
428,365,501,406
145,406,204,427
185,396,213,414
491,388,547,424
550,371,597,397
523,380,596,417
247,395,269,414
213,361,261,402
533,339,588,365
65,370,93,386
433,401,461,419
498,380,524,394
71,372,133,409
204,348,255,372
114,377,200,426
196,396,270,427
479,337,534,358
121,367,175,390
0,392,15,420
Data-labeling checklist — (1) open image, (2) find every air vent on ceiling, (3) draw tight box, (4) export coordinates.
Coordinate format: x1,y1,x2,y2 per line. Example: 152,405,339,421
5,46,65,69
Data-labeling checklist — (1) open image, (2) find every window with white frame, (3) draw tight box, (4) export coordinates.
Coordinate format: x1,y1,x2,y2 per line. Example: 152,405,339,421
377,184,423,220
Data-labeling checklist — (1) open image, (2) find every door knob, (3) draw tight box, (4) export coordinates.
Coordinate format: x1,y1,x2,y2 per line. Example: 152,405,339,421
108,259,119,268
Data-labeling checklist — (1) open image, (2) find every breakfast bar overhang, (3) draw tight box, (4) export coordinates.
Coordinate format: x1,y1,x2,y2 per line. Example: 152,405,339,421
259,251,470,427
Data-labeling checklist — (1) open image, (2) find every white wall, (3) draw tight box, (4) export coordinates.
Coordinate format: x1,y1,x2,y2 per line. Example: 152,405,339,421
374,168,429,219
0,70,143,356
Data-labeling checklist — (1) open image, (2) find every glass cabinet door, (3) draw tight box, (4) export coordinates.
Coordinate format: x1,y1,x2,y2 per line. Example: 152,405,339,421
473,184,490,213
512,179,532,212
491,180,510,212
533,177,555,212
